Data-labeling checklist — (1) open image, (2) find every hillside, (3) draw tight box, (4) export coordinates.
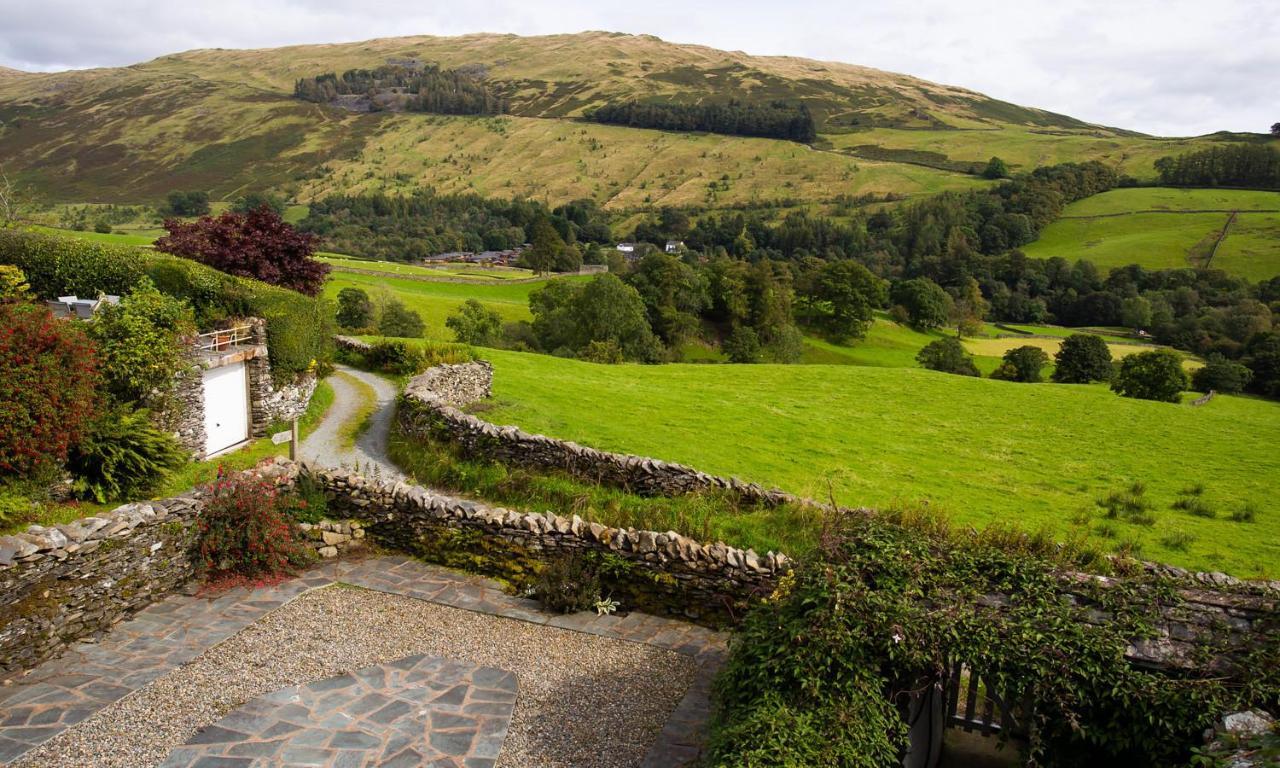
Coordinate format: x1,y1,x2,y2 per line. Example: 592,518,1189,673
1023,188,1280,280
475,349,1279,576
1,31,1269,208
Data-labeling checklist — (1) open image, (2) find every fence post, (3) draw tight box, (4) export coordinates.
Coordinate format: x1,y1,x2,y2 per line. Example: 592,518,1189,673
290,417,299,461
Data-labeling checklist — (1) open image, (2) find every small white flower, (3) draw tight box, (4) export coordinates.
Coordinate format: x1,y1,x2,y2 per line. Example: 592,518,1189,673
892,633,903,644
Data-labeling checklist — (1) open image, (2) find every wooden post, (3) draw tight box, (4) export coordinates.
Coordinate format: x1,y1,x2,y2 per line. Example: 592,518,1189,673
289,417,299,461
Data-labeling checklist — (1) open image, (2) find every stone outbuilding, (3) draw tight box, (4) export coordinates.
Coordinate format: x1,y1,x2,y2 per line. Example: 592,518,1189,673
170,318,316,457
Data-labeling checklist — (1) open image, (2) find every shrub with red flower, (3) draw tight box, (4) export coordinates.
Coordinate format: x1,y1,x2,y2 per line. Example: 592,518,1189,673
0,302,101,477
196,470,310,581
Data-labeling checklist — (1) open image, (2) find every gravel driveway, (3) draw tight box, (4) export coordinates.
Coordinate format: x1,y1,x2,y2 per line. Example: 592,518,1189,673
300,365,405,482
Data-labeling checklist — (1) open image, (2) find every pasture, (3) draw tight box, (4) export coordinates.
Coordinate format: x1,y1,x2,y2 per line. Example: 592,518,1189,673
1023,188,1280,280
473,349,1279,577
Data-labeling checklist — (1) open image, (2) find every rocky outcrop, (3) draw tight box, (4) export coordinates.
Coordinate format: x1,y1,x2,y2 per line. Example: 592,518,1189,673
399,362,800,505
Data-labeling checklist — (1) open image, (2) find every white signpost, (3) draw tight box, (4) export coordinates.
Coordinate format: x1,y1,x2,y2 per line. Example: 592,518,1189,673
271,418,300,460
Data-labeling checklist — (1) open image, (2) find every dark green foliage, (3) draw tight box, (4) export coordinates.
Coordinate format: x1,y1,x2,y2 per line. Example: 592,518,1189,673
915,337,980,376
1243,332,1280,398
163,190,211,217
588,99,817,143
335,286,373,330
708,512,1278,767
86,277,196,411
991,344,1050,382
1155,144,1280,189
1191,354,1253,394
529,274,663,362
294,63,505,116
377,298,425,338
300,190,610,262
1098,481,1156,525
232,190,286,215
982,156,1009,179
808,260,886,342
446,298,503,346
1053,334,1114,383
580,339,624,364
624,251,708,345
889,277,950,330
67,407,185,503
93,221,112,234
353,339,474,375
0,229,333,380
532,554,602,613
279,473,328,524
520,215,580,274
1111,349,1189,403
723,325,762,363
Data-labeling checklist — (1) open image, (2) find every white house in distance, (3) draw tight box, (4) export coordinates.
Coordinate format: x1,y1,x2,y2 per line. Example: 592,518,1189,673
664,240,685,254
615,243,636,254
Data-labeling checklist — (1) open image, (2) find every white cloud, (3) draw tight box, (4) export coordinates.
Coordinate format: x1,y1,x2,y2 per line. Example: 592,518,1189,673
0,0,1273,135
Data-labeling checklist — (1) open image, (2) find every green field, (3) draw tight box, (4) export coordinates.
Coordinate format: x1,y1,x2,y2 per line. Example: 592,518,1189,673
1023,188,1280,280
319,254,538,281
323,270,586,340
472,349,1279,576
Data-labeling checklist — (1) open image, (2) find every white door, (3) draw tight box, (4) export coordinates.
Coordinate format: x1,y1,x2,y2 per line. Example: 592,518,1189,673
202,362,249,456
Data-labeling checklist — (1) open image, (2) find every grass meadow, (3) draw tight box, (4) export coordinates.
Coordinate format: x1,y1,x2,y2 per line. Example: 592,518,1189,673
470,349,1278,576
1023,188,1280,280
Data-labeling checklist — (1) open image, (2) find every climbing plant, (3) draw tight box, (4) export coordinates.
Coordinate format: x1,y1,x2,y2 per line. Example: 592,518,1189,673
705,511,1279,767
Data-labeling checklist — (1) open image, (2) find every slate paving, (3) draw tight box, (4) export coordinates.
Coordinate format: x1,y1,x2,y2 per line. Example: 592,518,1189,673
159,654,517,768
0,555,727,767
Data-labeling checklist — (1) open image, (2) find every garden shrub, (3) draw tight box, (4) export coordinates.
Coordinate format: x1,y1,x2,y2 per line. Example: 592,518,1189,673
532,554,602,613
279,472,328,524
0,229,144,298
86,277,196,411
67,407,186,503
0,302,101,477
195,471,310,580
706,511,1278,767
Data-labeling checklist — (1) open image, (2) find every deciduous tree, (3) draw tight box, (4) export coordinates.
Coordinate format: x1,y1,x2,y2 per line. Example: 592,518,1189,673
809,260,886,343
446,299,503,346
335,287,374,330
890,277,951,330
915,337,980,377
378,298,425,338
1053,334,1114,383
991,345,1050,382
1111,349,1188,403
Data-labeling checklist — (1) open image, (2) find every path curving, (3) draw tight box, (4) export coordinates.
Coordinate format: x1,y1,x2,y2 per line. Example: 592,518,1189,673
300,365,404,481
160,654,517,768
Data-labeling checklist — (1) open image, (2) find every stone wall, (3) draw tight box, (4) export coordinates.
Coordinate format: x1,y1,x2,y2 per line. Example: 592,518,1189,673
247,318,318,436
0,498,202,675
399,362,800,505
308,463,787,623
166,356,208,456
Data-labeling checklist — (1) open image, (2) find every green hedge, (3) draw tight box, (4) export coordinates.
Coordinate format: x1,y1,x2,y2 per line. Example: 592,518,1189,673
0,229,333,379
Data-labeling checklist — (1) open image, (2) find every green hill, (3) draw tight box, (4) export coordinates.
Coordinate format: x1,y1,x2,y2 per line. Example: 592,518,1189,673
1023,188,1280,280
473,348,1279,576
2,31,1271,209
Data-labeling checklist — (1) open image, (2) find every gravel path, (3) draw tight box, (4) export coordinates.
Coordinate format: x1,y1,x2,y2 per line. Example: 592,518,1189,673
300,365,405,482
12,586,695,768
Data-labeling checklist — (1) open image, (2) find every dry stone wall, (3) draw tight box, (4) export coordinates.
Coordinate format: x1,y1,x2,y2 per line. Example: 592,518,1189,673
306,462,789,623
0,497,202,675
399,362,800,504
247,318,317,436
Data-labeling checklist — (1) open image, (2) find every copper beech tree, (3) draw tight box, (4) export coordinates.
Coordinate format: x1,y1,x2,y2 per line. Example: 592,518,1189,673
155,206,330,296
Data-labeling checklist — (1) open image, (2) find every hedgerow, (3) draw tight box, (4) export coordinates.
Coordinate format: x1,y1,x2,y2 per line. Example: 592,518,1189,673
0,229,333,379
706,511,1279,767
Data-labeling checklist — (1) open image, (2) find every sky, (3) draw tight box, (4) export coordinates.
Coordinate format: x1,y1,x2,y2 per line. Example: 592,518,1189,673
0,0,1274,137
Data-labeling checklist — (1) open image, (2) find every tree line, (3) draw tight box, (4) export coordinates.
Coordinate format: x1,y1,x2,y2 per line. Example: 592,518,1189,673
586,99,817,143
1154,143,1280,189
293,64,505,116
298,191,613,266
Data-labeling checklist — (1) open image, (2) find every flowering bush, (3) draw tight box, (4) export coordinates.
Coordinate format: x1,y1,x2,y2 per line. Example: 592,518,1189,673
195,471,309,580
0,302,101,477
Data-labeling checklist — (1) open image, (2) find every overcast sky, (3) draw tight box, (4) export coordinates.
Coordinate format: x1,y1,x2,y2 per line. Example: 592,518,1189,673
0,0,1273,136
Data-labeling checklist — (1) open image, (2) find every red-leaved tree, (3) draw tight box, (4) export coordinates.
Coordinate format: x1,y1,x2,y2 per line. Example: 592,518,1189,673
0,303,102,476
155,206,329,296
